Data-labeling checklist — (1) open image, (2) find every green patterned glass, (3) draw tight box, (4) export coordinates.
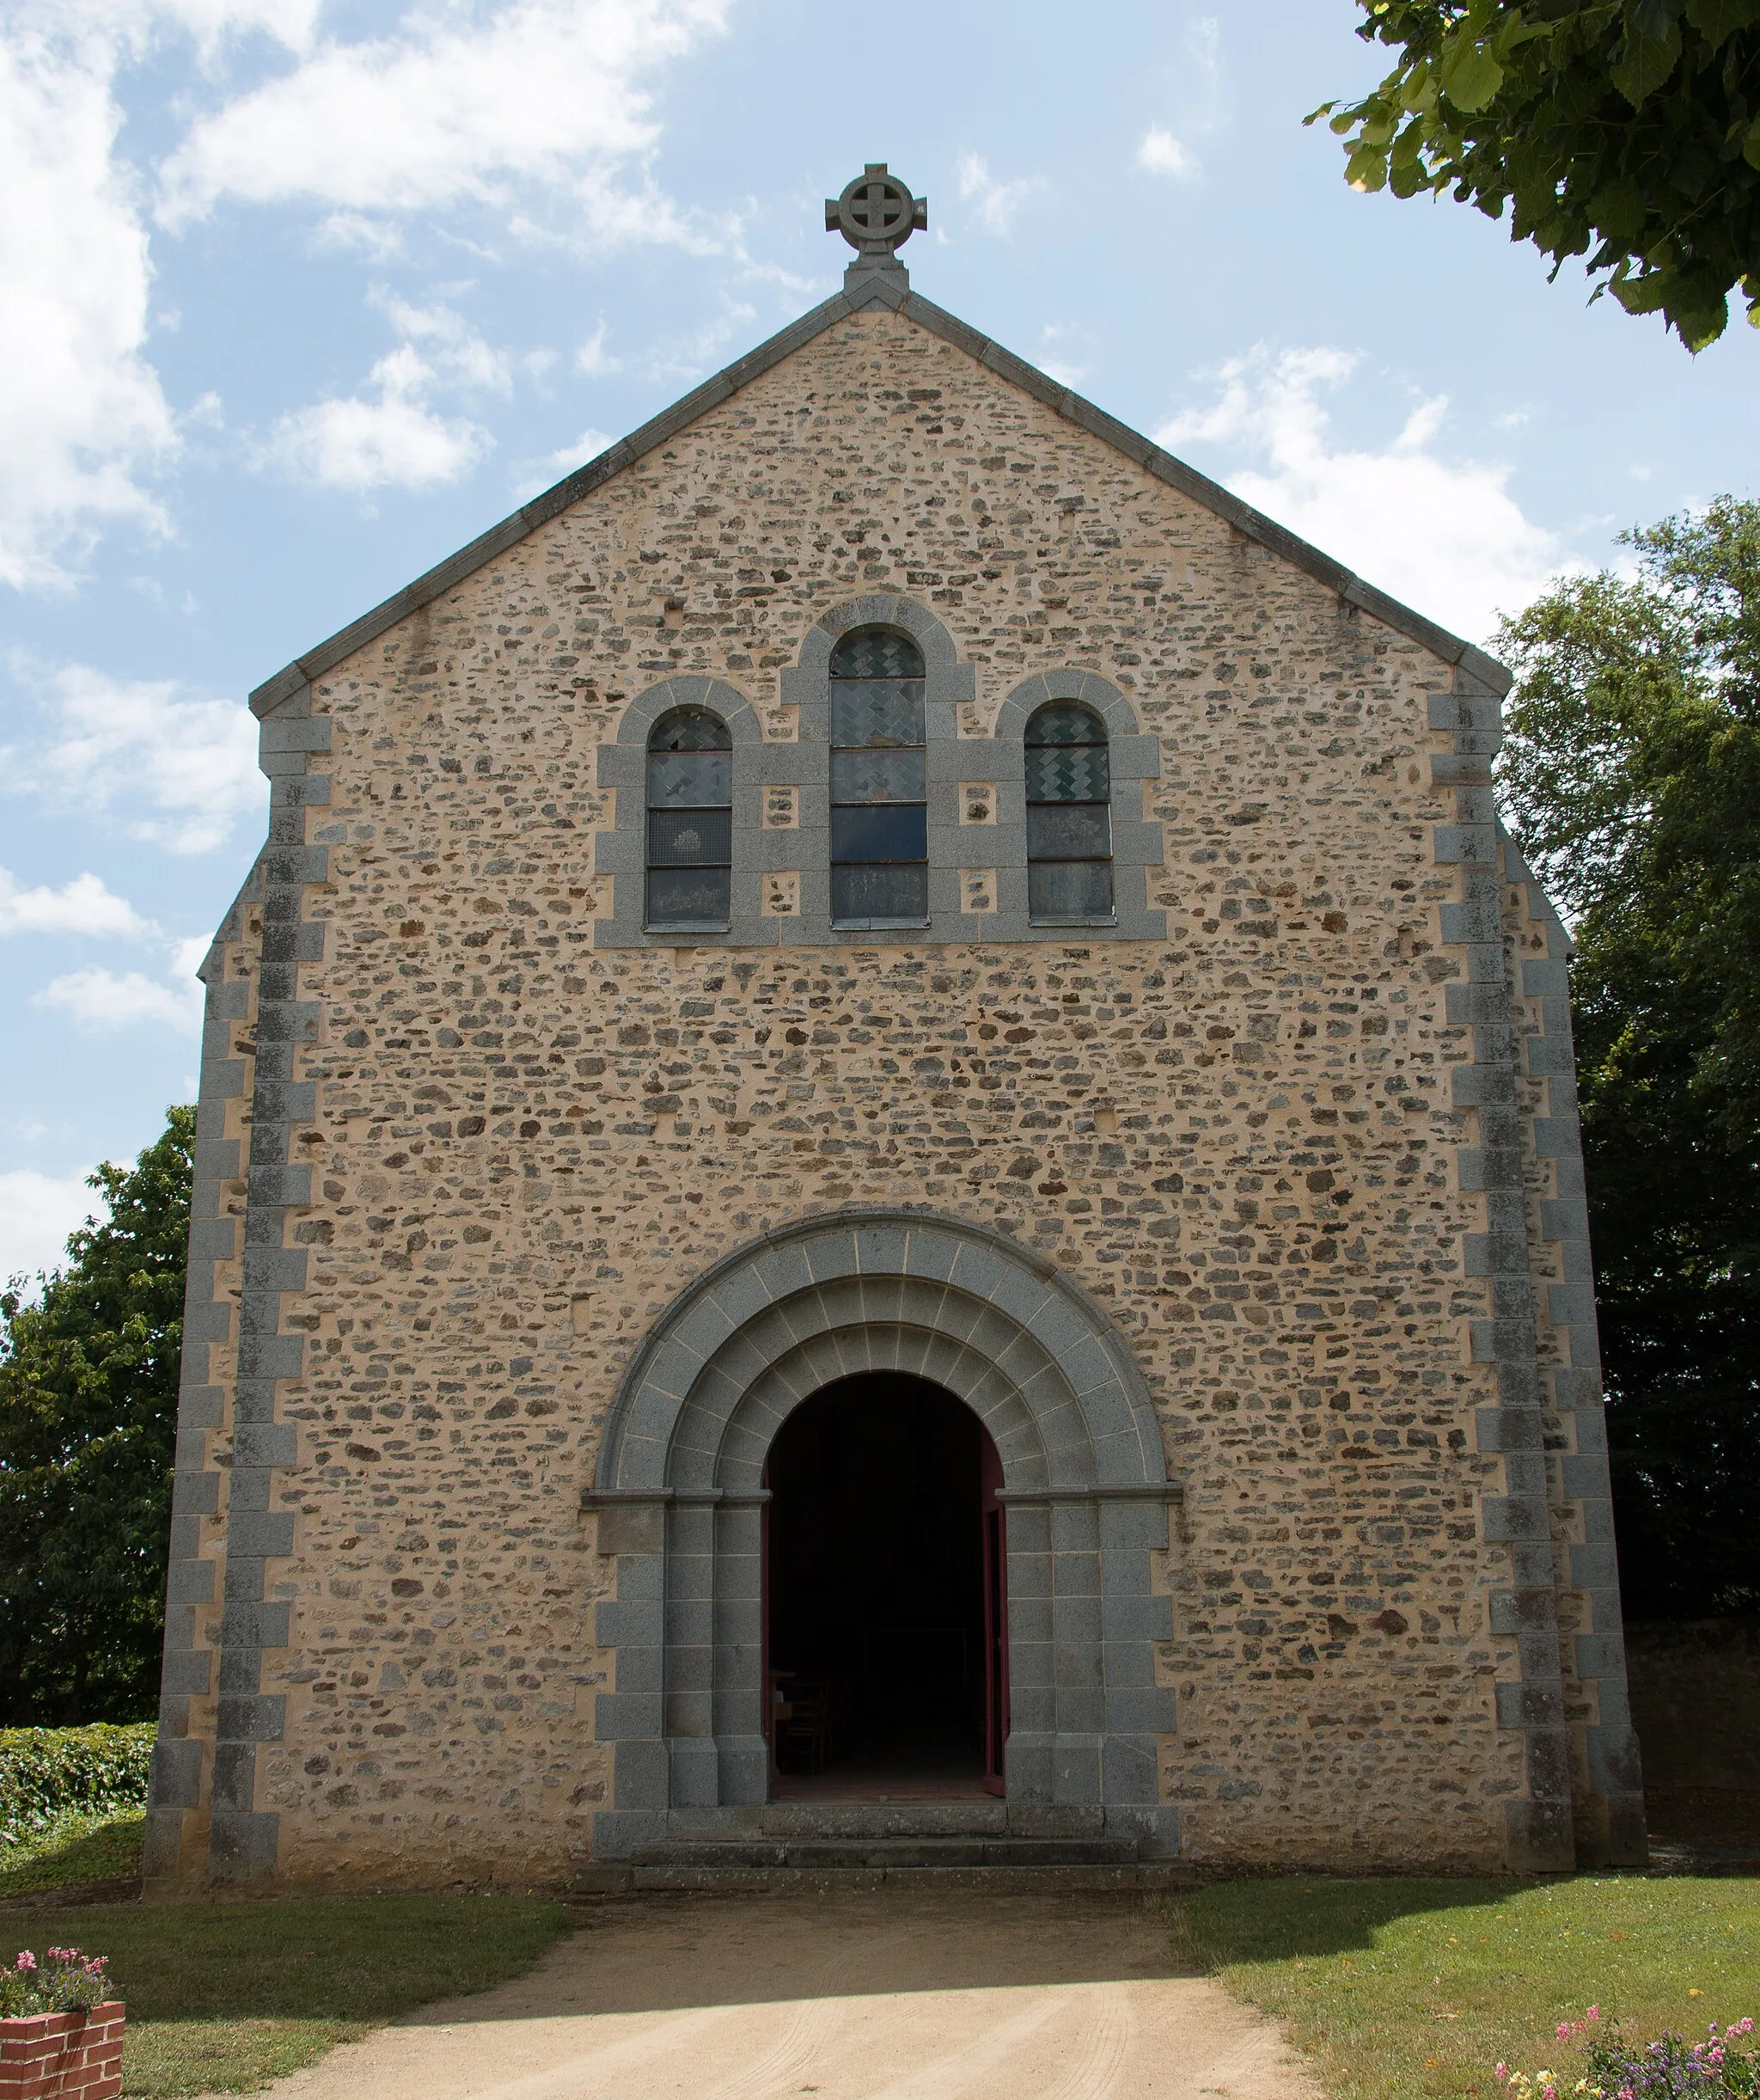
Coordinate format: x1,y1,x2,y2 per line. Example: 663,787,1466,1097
1025,701,1112,922
830,628,928,925
647,707,731,928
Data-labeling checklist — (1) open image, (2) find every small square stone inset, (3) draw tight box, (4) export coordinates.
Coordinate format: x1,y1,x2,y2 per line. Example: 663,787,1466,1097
961,868,997,915
764,705,799,741
763,786,799,829
960,782,997,824
763,870,801,915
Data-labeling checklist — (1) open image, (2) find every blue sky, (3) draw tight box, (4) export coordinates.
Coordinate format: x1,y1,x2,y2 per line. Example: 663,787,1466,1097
3,0,1756,1283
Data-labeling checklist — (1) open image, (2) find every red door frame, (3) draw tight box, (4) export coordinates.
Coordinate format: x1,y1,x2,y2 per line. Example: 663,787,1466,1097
979,1427,1010,1795
761,1466,773,1782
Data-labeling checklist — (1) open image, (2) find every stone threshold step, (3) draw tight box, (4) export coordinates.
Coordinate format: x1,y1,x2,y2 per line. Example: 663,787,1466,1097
632,1836,1140,1869
576,1862,1197,1895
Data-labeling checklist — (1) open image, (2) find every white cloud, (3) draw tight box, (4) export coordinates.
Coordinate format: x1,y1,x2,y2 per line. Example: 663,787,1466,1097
955,153,1045,237
1137,127,1199,181
259,345,493,493
646,302,756,383
53,0,322,53
3,656,265,854
0,1169,95,1288
156,0,730,237
0,0,326,590
1155,346,1568,644
1183,15,1224,119
34,963,203,1032
575,321,620,377
34,930,206,1034
1039,325,1088,389
510,425,615,501
312,210,403,259
0,866,152,938
0,15,177,589
370,286,513,393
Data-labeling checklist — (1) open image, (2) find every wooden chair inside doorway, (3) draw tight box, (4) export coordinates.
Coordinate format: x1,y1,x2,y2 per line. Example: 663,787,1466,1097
773,1674,833,1774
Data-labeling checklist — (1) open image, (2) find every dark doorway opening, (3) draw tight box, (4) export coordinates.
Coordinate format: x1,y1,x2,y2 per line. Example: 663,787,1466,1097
764,1373,1005,1801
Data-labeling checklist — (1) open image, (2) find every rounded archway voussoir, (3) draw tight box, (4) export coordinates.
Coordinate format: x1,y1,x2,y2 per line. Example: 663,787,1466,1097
804,1276,868,1335
898,1221,969,1285
596,1208,1164,1501
848,1220,912,1279
914,1329,989,1396
801,1228,862,1289
856,1275,914,1327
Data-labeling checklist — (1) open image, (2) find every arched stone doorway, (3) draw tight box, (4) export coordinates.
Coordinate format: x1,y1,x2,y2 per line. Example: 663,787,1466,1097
584,1208,1182,1860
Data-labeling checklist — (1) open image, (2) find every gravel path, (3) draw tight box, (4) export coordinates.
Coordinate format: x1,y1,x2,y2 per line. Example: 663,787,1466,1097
254,1885,1323,2100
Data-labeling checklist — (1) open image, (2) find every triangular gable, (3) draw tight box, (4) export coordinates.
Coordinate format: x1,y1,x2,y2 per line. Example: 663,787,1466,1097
248,269,1511,719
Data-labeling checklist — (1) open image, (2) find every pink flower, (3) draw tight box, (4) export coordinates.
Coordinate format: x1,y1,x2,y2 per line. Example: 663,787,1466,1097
1587,2008,1600,2023
1496,2066,1510,2083
1560,2026,1572,2041
14,1953,35,1973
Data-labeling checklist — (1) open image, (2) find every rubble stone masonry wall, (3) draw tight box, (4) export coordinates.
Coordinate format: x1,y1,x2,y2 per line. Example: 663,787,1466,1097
145,303,1641,1889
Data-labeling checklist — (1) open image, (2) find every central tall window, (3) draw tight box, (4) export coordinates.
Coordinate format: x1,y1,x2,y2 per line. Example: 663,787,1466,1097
829,627,927,927
646,706,732,928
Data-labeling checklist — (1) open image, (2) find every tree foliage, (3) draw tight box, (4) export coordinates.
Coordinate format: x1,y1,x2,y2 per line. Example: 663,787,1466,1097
1312,2,1760,349
0,1108,193,1723
1495,499,1760,1618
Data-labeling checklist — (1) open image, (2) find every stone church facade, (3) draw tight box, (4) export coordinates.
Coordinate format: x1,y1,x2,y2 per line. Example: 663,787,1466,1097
144,168,1645,1893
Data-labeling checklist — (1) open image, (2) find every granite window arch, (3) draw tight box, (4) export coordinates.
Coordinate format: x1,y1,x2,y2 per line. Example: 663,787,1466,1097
770,595,975,945
645,707,732,930
1024,700,1112,923
595,677,772,947
828,625,928,928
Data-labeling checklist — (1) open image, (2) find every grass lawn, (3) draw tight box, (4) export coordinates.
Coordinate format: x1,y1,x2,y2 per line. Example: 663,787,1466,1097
1167,1873,1760,2100
0,1893,573,2097
0,1810,145,1899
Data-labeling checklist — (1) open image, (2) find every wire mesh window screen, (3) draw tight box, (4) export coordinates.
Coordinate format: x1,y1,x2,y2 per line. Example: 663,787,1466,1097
1025,701,1112,921
647,707,731,926
829,628,928,924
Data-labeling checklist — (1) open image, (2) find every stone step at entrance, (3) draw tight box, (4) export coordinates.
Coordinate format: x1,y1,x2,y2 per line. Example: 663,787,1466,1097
691,1800,1015,1839
574,1851,1198,1895
571,1798,1192,1893
637,1833,1140,1870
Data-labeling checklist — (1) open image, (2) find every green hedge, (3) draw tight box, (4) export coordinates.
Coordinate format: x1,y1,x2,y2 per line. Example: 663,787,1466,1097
0,1724,155,1843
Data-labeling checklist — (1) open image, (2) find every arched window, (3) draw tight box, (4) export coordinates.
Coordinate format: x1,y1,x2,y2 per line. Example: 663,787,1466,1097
829,627,927,926
646,707,731,928
1025,701,1112,921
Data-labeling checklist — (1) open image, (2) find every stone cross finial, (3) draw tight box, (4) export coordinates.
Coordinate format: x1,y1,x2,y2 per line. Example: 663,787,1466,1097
825,164,927,260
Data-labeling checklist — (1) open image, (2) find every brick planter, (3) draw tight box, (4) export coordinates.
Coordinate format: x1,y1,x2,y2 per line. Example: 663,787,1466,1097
0,2003,124,2100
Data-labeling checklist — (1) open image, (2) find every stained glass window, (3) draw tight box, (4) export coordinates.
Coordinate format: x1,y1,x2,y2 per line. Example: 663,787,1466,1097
647,707,732,928
829,628,927,925
1025,701,1112,921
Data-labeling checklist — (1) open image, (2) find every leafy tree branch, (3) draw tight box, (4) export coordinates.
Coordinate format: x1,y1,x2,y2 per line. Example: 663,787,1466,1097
1312,2,1760,348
